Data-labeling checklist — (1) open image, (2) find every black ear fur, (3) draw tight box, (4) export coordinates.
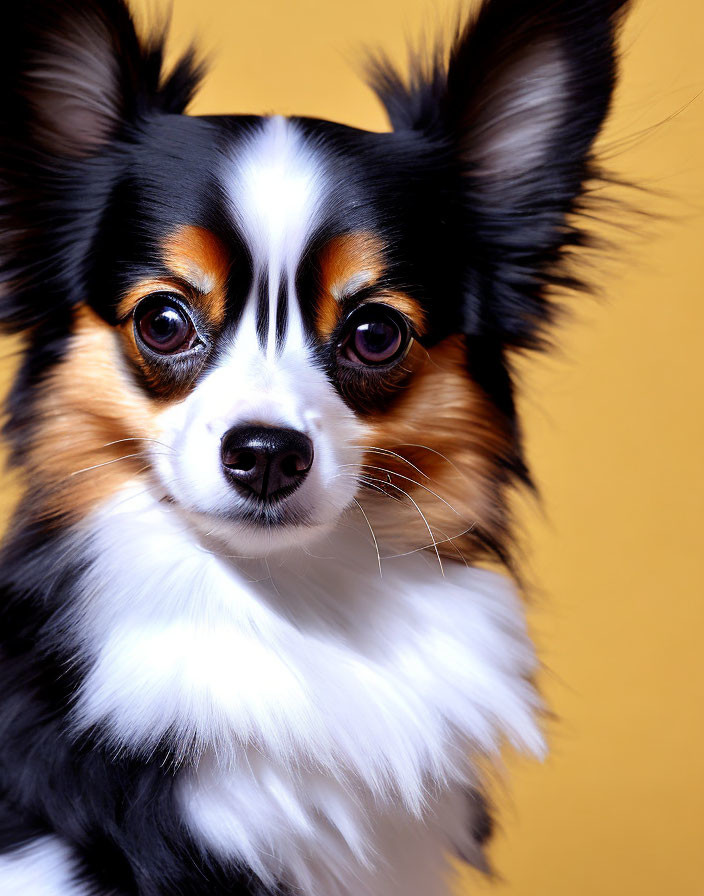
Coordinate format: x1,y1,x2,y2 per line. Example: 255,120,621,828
0,0,203,331
370,0,632,349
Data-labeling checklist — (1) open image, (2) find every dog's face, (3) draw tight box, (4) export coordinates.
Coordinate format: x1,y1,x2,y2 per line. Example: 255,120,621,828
0,0,629,562
26,112,507,557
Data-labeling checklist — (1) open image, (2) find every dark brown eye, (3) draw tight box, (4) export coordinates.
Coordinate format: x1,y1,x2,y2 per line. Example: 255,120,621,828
135,296,196,354
341,306,408,366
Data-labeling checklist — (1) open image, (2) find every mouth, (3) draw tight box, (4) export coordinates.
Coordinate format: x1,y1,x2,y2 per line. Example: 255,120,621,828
175,500,328,561
162,493,315,531
219,500,314,529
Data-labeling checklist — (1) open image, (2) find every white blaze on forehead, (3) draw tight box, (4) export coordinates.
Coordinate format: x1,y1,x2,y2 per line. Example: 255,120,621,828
226,116,326,354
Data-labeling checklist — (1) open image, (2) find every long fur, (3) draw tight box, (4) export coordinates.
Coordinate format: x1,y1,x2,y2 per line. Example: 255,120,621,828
0,1,631,894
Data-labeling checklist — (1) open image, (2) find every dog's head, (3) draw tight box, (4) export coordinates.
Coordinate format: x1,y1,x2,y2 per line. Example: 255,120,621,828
0,0,629,561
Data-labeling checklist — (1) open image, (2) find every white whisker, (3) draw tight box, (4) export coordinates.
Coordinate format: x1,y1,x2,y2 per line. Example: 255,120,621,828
350,445,429,480
379,480,445,577
340,463,463,517
70,453,147,477
382,523,477,560
101,437,176,453
352,497,382,578
392,442,473,486
350,472,446,576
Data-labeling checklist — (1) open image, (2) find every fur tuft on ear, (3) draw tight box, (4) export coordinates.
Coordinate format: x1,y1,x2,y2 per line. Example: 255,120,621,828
0,0,204,331
369,0,632,349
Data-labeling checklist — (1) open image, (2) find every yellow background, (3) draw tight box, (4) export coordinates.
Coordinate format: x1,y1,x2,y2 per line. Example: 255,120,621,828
1,0,702,893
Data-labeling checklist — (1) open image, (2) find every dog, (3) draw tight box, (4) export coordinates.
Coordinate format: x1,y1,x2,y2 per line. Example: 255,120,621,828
0,0,631,893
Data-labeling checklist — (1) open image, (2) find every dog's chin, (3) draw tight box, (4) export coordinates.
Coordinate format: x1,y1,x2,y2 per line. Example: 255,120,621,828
170,499,344,560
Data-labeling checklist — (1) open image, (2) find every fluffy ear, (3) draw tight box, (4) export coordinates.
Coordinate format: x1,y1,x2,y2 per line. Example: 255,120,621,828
0,0,203,330
370,0,631,348
2,0,201,158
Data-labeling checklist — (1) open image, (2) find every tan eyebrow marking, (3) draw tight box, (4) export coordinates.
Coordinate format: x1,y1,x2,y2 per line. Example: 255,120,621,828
116,226,232,324
316,232,386,340
163,226,231,327
367,291,426,335
332,270,375,302
315,232,426,340
117,278,183,321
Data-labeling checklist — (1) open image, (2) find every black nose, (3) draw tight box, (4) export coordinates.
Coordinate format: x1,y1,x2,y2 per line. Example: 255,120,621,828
221,425,314,501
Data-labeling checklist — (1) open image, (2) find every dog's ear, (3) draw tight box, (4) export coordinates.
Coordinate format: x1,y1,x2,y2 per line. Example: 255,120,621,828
0,0,203,331
371,0,631,348
2,0,201,158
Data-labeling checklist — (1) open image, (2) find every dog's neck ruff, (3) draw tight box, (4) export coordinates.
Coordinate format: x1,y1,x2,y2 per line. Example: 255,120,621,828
63,485,542,894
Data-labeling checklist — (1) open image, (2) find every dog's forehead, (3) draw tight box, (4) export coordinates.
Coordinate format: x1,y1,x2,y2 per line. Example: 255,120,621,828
220,115,329,352
110,113,434,356
213,114,417,355
126,111,425,277
224,116,326,274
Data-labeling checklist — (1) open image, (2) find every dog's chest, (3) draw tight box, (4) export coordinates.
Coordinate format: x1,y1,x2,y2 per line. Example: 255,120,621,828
72,496,542,894
178,748,482,896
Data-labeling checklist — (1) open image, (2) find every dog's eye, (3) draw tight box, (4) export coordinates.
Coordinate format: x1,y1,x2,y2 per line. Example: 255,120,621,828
340,306,409,367
134,295,196,354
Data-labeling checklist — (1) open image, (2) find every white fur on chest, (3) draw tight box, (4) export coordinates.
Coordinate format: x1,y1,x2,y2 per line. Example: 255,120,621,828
181,750,486,896
69,487,543,895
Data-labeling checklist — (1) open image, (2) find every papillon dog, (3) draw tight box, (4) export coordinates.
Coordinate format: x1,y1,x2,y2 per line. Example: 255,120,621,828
0,0,631,893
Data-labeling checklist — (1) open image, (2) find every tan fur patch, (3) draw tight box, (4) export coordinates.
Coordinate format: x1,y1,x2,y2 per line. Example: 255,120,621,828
320,232,385,296
315,231,425,339
25,307,162,523
162,226,231,326
363,291,426,335
117,225,231,326
355,335,513,565
316,232,383,339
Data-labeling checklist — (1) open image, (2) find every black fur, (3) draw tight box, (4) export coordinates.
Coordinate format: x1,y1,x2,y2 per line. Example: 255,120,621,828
369,0,630,349
0,0,630,892
0,516,288,895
